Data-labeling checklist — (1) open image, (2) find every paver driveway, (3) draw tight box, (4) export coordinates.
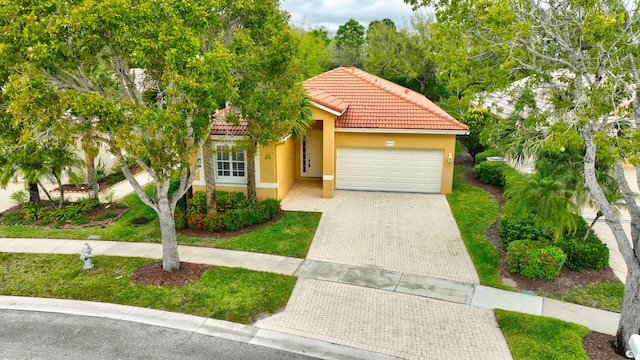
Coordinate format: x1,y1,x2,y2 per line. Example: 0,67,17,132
257,183,512,359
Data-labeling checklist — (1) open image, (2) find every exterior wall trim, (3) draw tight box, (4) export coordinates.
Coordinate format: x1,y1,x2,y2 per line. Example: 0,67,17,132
335,128,469,135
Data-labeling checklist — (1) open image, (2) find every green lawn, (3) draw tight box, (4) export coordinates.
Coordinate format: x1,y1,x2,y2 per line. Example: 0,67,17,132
547,281,624,313
447,166,511,289
0,192,321,258
496,309,590,360
0,252,295,324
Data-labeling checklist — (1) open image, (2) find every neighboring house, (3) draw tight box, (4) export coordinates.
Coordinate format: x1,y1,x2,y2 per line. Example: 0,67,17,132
192,67,469,199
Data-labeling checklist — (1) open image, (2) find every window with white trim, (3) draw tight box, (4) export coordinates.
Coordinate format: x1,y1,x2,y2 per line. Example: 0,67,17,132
215,144,246,181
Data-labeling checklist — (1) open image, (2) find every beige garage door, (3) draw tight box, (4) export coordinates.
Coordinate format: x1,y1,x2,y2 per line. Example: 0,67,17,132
336,147,443,193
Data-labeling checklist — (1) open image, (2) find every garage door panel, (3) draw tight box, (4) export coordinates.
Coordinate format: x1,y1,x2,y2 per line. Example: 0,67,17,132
336,147,443,193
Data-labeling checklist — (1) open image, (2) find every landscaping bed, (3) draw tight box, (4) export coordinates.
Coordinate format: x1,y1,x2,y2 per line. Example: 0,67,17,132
456,151,625,359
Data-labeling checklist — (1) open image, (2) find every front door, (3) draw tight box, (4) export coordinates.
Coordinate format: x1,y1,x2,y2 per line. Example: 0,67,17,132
301,130,323,177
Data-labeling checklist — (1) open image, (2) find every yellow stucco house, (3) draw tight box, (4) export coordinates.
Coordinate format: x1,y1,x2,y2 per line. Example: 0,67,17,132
192,67,469,199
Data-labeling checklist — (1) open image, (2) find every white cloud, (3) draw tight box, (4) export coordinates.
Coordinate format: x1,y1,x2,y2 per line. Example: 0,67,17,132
281,0,418,33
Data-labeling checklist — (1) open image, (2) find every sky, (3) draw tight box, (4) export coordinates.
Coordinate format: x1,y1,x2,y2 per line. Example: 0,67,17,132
280,0,422,33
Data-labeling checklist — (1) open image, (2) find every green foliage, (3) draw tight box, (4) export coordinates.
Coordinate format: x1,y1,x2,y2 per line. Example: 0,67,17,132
173,213,188,230
72,215,90,225
0,212,22,225
475,148,501,164
20,204,48,221
185,194,281,232
499,213,550,249
94,212,117,221
0,253,296,324
495,309,590,360
188,191,208,215
447,167,510,289
507,240,566,280
474,161,509,186
558,232,609,271
9,190,28,205
548,282,624,313
215,191,250,213
458,108,491,159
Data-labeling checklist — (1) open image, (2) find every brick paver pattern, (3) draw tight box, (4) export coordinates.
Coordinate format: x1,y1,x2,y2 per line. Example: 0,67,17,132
257,279,513,360
268,184,513,359
286,188,479,284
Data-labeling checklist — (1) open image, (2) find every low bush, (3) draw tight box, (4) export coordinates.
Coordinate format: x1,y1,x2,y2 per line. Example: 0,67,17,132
185,198,281,232
174,213,188,229
474,161,510,186
94,212,117,221
20,204,48,221
557,232,609,271
187,213,225,232
507,240,566,280
216,191,250,212
1,213,23,225
499,213,550,249
475,148,501,164
189,191,208,215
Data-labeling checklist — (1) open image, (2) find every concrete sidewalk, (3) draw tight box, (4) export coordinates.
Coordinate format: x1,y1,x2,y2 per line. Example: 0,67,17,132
0,238,620,337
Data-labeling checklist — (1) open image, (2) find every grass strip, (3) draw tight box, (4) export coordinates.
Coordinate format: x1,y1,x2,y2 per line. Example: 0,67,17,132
547,281,624,313
0,252,295,324
495,309,590,360
447,166,509,289
0,192,320,258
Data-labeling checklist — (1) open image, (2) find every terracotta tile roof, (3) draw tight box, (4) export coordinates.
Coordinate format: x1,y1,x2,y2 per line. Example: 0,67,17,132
211,108,247,136
304,67,468,131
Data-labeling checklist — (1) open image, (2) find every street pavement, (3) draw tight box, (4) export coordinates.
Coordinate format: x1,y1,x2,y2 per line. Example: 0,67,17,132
0,309,319,360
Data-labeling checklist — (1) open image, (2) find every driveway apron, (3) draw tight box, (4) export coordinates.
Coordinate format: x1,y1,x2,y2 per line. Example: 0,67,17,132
257,185,513,359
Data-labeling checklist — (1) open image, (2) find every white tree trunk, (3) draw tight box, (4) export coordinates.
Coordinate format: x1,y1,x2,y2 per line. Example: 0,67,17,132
617,262,640,351
156,181,180,272
584,123,640,354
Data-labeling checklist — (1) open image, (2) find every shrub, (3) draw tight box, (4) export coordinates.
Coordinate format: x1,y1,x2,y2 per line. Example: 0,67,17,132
47,205,85,222
474,161,510,186
188,191,208,215
187,213,225,232
10,190,28,205
174,213,188,229
216,191,249,212
1,213,23,225
73,215,90,225
499,213,550,249
20,204,48,221
507,240,566,280
557,232,609,271
475,148,501,164
77,197,100,212
185,198,280,232
94,212,117,221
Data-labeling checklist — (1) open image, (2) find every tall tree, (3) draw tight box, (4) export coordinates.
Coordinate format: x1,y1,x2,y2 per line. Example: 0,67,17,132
291,27,332,79
1,0,296,272
408,0,640,353
331,19,366,67
228,13,310,203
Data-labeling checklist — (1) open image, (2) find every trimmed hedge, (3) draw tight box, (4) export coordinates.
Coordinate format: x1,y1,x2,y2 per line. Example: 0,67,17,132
507,240,566,280
475,148,501,164
499,213,550,249
180,196,281,232
499,213,610,271
475,161,510,186
557,232,609,271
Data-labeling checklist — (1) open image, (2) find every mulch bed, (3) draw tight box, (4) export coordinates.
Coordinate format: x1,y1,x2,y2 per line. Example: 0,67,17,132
130,262,210,287
1,203,129,229
456,152,625,359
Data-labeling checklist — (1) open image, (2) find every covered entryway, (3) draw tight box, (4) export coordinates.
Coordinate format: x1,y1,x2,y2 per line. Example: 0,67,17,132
336,147,443,193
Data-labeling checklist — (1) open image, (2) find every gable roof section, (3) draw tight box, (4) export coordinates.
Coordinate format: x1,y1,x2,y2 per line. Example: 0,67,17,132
304,67,468,132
